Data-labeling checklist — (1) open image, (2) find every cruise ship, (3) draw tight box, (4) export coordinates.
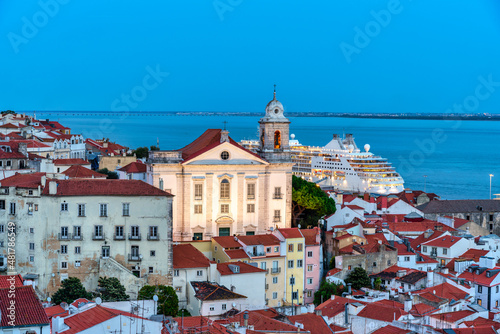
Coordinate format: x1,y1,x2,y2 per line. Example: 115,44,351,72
242,133,404,194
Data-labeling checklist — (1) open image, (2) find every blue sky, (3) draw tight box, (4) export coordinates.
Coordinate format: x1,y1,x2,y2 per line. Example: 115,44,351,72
1,0,500,113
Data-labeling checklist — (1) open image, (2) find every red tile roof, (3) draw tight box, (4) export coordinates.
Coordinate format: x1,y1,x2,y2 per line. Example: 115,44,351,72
236,234,281,246
177,129,264,163
421,235,463,248
0,286,49,327
326,268,342,277
371,325,412,334
53,158,89,166
315,296,367,318
345,204,364,211
70,298,91,308
60,305,144,334
413,283,470,303
0,274,24,289
357,303,408,322
42,179,172,197
217,262,266,275
458,249,490,262
458,265,500,286
429,310,475,323
277,228,303,239
300,227,320,245
62,165,107,179
410,231,445,250
373,299,404,310
0,172,46,189
118,161,147,173
86,139,128,155
392,242,415,256
288,313,332,334
220,311,298,332
409,303,439,317
173,244,211,269
12,139,51,148
225,249,249,260
0,147,26,159
44,305,69,318
213,236,242,248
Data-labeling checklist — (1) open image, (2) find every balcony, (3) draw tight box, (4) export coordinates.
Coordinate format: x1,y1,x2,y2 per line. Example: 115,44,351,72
273,217,281,223
128,254,142,262
147,233,160,241
271,267,281,274
128,233,142,241
114,234,125,240
273,194,283,199
58,233,70,241
72,234,83,241
92,233,105,240
248,251,266,258
430,251,437,258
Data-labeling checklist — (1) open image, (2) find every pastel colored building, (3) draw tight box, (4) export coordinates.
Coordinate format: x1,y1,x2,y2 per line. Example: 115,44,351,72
301,227,322,304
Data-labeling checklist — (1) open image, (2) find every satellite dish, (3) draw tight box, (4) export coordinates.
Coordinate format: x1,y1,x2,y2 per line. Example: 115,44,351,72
153,294,159,302
364,144,370,152
95,297,102,305
47,297,52,303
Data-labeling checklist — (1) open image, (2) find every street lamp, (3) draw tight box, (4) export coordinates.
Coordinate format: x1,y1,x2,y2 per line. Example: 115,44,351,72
490,174,494,199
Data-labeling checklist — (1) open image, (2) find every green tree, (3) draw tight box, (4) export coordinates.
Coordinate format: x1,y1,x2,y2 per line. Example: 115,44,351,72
97,168,119,179
150,145,159,151
138,285,179,317
292,176,336,226
1,110,15,115
329,256,336,269
313,280,346,305
97,277,129,302
133,146,149,159
345,267,371,290
373,277,382,290
51,277,92,305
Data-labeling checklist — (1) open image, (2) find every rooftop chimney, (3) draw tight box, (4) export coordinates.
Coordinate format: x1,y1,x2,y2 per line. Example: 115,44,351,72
363,193,369,201
479,256,495,269
381,197,388,210
41,176,47,187
49,181,57,195
404,295,412,312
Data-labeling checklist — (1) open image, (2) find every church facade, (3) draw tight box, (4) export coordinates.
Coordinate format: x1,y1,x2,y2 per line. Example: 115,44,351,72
147,92,294,241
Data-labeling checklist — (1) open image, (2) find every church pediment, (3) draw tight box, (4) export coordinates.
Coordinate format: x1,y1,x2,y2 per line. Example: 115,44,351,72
182,141,268,166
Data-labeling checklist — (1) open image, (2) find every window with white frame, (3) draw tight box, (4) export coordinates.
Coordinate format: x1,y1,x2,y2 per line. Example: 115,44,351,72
194,184,203,200
99,203,108,217
122,203,130,216
61,262,68,269
78,204,86,217
197,270,203,276
247,183,255,199
61,203,68,211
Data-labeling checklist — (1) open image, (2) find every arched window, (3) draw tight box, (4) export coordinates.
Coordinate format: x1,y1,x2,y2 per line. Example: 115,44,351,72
220,179,230,199
274,130,281,149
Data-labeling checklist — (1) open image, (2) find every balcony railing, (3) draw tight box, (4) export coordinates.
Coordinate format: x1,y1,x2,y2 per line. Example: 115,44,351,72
92,233,105,240
58,233,70,241
114,234,125,240
271,267,281,274
247,195,255,200
147,233,160,241
248,251,266,258
273,194,283,199
128,254,142,262
273,217,281,223
128,233,142,241
72,234,83,241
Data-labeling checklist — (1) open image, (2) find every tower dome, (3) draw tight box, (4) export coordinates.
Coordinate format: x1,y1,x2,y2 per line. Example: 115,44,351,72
263,85,285,119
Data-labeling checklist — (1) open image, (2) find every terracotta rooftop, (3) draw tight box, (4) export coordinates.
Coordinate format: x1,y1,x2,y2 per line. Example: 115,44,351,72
410,230,445,250
217,262,266,275
213,236,242,248
357,303,408,322
225,249,249,260
288,313,332,334
0,286,49,327
191,281,246,301
428,310,475,323
176,129,264,163
458,249,490,262
220,310,299,332
0,172,46,189
236,234,281,246
0,274,24,289
44,305,69,318
173,244,211,269
421,235,463,248
62,165,107,179
60,305,144,334
118,161,147,173
42,179,172,197
458,265,500,287
409,303,439,317
315,296,367,318
277,228,303,239
413,282,470,303
300,227,320,245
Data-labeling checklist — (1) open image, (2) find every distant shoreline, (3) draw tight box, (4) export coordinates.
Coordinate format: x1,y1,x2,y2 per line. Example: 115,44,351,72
27,111,500,121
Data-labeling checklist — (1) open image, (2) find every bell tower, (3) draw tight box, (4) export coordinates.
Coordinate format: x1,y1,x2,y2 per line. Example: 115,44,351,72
257,86,291,162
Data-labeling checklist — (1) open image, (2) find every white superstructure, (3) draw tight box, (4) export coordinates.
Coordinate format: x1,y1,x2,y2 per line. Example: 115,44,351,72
242,133,404,194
